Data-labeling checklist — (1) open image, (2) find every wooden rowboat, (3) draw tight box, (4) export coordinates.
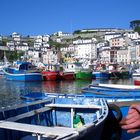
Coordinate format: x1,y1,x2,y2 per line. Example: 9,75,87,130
0,96,114,140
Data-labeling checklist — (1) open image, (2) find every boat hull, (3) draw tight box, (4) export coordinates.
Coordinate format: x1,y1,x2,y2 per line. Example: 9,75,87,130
119,71,130,79
59,72,75,80
75,71,92,80
3,62,43,81
5,73,42,81
42,71,58,81
3,69,42,81
92,71,109,79
109,71,121,79
133,75,140,85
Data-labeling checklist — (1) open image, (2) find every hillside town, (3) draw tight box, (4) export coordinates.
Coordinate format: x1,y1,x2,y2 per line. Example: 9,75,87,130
0,28,140,71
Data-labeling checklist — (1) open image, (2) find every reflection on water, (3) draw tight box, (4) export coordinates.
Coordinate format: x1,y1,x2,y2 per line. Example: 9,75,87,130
0,77,135,107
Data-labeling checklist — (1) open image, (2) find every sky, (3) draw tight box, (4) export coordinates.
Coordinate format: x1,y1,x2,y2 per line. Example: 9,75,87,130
0,0,140,36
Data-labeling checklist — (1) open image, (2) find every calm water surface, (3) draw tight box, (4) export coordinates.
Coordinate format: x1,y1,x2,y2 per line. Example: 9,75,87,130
0,77,135,107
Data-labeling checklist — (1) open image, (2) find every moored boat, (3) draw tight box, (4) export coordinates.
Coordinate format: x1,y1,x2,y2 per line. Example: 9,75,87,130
132,68,140,78
2,62,42,81
119,70,130,79
92,71,109,79
81,83,140,103
75,70,92,80
133,77,140,85
82,83,140,92
20,91,140,140
59,71,75,80
0,96,114,140
42,71,58,81
132,69,140,85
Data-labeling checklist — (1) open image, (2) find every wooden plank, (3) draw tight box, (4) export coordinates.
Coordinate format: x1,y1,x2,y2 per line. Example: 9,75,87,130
45,104,102,109
0,121,77,138
0,98,53,112
71,108,74,128
6,106,52,122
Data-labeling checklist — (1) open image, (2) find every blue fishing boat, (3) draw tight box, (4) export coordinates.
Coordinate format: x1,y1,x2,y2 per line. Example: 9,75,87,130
0,96,117,140
2,62,42,81
92,71,109,79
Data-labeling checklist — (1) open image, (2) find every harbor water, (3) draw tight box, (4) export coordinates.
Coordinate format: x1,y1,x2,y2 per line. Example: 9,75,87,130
0,77,135,108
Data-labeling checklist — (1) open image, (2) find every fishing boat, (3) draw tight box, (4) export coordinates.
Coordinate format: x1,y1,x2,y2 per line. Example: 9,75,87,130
132,68,140,78
75,70,92,80
58,71,75,80
133,77,140,85
42,71,58,81
2,62,42,81
132,69,140,85
0,95,117,140
92,63,109,80
92,71,109,79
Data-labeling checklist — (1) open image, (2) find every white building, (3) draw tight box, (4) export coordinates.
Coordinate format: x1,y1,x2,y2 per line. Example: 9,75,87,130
73,39,97,64
42,35,50,42
117,47,129,64
12,32,21,42
104,33,121,41
27,50,41,64
109,36,125,47
54,31,72,37
124,32,139,40
16,43,29,51
34,35,50,48
42,50,58,65
135,43,140,63
99,46,111,63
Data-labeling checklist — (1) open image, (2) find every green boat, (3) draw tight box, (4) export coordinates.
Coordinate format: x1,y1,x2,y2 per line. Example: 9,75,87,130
75,70,92,80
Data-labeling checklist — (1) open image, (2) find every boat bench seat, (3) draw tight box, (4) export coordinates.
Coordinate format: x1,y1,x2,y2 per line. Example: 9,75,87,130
0,121,77,140
6,106,52,122
45,103,102,109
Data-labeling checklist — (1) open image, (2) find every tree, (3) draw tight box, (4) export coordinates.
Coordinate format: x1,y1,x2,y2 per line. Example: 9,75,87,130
5,50,24,62
130,20,140,34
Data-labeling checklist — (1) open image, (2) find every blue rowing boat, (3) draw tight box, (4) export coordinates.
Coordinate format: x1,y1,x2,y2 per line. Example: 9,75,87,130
0,96,119,140
19,89,140,140
20,89,140,103
82,83,140,94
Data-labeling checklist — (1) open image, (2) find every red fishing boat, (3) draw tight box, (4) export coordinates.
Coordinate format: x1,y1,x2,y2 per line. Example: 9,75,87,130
59,71,75,80
42,71,58,81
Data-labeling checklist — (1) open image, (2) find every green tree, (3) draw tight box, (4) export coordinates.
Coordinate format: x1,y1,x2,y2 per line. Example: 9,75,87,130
5,50,24,62
130,20,140,34
2,39,8,46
